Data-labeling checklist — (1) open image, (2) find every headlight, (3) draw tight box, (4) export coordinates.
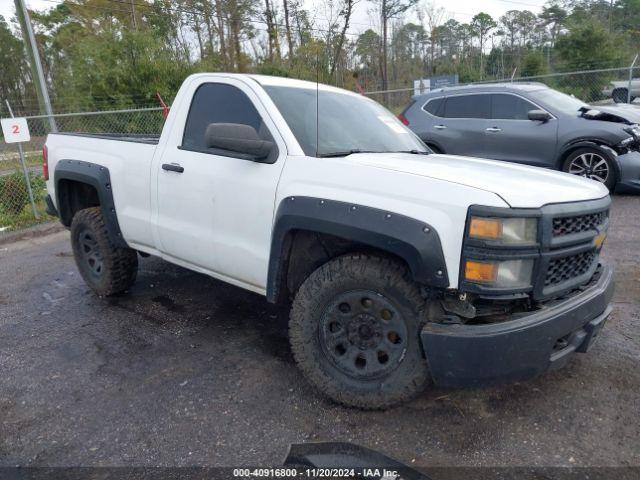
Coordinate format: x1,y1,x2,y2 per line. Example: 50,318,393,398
623,125,640,139
468,216,537,245
464,259,534,288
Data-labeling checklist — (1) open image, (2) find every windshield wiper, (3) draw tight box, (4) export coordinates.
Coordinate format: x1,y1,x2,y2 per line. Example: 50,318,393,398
395,149,430,155
318,149,379,158
318,149,428,158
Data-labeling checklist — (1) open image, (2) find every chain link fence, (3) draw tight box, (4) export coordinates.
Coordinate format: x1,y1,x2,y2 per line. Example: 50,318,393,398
365,65,640,114
1,64,639,237
479,66,640,105
0,107,165,237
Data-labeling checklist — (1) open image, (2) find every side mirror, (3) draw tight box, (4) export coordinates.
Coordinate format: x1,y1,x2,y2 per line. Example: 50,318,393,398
205,123,274,161
528,109,552,122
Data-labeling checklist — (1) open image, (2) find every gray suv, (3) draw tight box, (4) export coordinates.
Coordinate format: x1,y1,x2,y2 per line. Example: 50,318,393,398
400,83,640,192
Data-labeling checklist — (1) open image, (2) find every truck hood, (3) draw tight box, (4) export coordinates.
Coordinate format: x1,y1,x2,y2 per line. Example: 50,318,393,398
349,153,609,208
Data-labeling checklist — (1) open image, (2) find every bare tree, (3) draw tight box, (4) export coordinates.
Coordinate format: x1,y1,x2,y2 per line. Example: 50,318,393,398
417,1,445,74
214,0,228,68
330,0,358,77
283,0,294,57
371,0,419,93
264,0,281,61
186,0,205,60
229,1,244,70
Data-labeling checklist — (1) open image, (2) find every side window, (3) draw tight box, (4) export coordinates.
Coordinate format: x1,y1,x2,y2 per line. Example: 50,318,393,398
444,94,490,119
423,97,445,117
182,83,269,152
491,94,538,120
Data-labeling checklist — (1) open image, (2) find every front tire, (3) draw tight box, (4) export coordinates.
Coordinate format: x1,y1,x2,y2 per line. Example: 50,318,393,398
289,254,431,409
70,207,138,296
562,148,616,190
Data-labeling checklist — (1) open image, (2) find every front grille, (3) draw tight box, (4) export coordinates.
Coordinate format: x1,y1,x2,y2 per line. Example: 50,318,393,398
552,211,607,237
545,251,597,287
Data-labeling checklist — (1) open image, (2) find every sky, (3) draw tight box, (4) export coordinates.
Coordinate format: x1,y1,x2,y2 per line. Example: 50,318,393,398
1,0,550,36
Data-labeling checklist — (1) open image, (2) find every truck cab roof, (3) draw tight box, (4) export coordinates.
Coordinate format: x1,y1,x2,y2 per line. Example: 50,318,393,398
183,72,359,95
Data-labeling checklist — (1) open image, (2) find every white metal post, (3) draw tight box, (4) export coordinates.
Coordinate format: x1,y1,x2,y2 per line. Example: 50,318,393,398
5,100,39,219
628,54,638,104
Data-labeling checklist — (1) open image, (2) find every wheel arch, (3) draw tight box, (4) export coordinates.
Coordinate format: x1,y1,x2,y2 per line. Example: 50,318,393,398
266,197,449,304
54,159,127,248
424,142,444,154
556,140,622,180
420,137,445,154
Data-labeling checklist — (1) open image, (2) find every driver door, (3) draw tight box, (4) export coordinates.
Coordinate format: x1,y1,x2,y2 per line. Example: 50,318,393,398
153,78,286,290
483,93,558,167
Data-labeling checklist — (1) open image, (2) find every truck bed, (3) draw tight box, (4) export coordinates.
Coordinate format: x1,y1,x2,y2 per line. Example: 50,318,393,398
53,132,160,145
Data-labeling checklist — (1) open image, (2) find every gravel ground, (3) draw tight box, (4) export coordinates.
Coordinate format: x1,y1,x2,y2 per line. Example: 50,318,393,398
0,196,638,469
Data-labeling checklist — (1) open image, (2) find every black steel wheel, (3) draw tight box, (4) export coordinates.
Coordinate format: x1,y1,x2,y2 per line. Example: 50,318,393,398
77,229,105,278
289,254,431,409
563,148,616,190
319,290,409,380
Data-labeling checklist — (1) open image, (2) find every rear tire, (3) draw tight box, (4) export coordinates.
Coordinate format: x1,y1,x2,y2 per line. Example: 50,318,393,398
70,207,138,296
289,254,431,409
562,147,616,191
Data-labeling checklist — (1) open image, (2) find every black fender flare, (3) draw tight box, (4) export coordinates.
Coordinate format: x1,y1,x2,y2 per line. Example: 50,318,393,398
266,196,449,303
556,140,622,179
54,159,127,248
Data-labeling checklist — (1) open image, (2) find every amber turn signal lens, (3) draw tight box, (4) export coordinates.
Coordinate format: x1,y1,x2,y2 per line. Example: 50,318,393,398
465,260,498,283
469,217,502,239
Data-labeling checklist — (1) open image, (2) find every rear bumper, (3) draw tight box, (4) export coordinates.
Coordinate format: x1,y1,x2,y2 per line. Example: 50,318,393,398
421,264,615,387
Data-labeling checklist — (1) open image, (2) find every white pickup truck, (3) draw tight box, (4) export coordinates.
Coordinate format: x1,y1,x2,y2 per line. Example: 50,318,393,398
43,73,614,408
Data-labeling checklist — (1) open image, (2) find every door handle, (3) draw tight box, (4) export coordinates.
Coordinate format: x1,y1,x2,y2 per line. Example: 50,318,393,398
162,163,184,173
486,127,502,133
434,125,447,130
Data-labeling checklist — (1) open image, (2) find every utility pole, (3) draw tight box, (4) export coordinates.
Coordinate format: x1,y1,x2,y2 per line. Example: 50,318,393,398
609,0,614,33
14,0,57,132
130,0,138,30
628,54,638,104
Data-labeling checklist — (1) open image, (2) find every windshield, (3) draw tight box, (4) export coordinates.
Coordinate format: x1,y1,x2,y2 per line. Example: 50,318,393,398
264,85,428,157
529,88,588,115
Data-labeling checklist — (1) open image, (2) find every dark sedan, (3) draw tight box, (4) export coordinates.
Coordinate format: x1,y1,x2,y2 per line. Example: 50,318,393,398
400,83,640,193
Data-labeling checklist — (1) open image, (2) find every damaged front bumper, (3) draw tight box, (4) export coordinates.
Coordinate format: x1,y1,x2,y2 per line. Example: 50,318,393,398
421,264,615,387
615,150,640,193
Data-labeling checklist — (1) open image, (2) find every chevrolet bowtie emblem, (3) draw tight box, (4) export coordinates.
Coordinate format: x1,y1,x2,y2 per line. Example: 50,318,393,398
594,231,607,250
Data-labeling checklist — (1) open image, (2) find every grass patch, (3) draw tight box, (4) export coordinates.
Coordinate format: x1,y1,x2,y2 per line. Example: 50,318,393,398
0,152,42,173
0,172,53,233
